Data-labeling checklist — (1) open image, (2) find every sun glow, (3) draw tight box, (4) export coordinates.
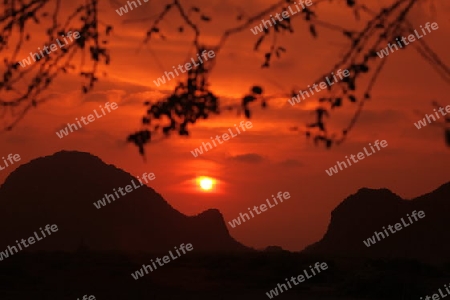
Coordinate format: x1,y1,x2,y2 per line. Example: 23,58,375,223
196,176,216,192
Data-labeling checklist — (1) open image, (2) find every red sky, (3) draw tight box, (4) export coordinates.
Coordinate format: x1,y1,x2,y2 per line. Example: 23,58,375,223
0,0,449,251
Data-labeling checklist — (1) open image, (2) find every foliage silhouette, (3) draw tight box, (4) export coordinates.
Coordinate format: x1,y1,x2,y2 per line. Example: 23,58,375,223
125,0,450,157
0,0,448,157
0,0,111,131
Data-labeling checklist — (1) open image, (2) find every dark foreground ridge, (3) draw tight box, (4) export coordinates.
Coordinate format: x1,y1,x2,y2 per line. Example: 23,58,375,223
304,183,450,262
1,152,449,299
0,150,250,253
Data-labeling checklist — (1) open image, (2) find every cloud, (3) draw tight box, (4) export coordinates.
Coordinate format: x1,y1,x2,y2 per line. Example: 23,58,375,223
227,153,265,164
82,91,110,103
278,159,304,167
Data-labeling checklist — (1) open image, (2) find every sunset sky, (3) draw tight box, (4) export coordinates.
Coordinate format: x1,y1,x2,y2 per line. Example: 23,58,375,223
0,0,449,251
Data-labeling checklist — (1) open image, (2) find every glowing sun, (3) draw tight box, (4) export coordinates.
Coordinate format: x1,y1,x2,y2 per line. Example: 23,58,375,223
196,176,216,191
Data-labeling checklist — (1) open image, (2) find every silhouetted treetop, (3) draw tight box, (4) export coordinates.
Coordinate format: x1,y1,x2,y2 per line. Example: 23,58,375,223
0,0,448,157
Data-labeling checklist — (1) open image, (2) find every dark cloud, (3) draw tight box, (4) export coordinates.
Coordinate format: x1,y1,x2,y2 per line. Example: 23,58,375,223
228,153,265,164
278,159,304,167
82,92,109,104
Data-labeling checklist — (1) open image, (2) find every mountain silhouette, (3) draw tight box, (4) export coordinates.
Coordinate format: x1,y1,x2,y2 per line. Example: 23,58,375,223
0,151,250,253
304,182,450,262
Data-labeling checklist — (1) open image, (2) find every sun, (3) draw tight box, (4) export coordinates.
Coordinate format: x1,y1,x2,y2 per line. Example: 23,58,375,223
196,176,216,191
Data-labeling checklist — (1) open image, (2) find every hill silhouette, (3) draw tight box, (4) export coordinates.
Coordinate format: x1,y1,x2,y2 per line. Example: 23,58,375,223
0,151,250,253
0,152,449,299
304,182,450,262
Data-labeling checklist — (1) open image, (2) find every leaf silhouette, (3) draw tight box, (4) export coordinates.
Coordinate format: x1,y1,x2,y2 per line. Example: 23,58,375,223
446,130,450,147
244,108,251,118
254,36,264,51
309,24,317,38
251,86,263,95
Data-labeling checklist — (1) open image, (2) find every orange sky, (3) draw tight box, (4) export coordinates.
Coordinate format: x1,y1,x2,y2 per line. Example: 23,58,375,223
0,0,449,251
